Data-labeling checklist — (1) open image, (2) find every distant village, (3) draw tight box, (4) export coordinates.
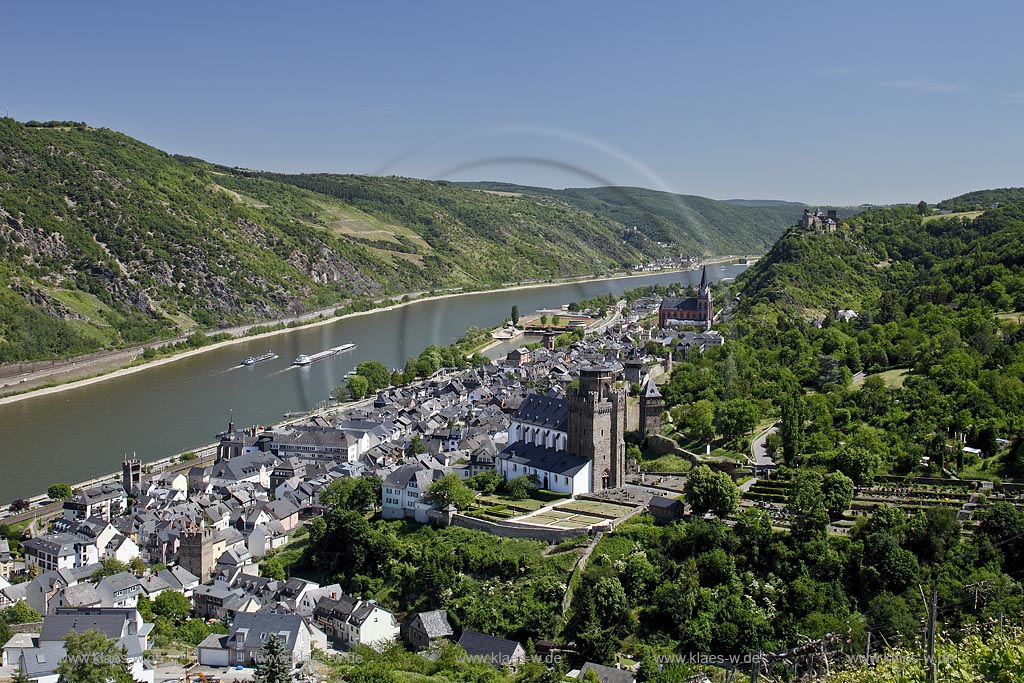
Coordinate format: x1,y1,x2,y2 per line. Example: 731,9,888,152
0,270,725,683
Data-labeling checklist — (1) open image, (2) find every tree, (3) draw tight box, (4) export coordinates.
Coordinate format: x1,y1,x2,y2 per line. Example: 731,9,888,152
511,305,520,326
346,374,370,399
505,475,538,500
409,434,426,455
2,600,41,625
129,557,147,575
253,634,291,683
47,483,73,500
356,361,390,392
56,629,134,683
835,445,882,485
715,399,760,442
261,557,286,581
540,314,549,325
683,465,738,517
685,399,716,443
780,395,805,463
552,315,561,326
152,590,190,622
467,470,502,494
92,557,130,579
427,474,475,510
320,476,379,512
390,369,404,386
820,471,854,516
917,200,929,216
348,663,397,683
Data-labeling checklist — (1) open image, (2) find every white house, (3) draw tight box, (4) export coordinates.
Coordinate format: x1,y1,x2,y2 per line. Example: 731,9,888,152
312,595,399,650
497,443,591,496
382,465,440,520
197,612,312,667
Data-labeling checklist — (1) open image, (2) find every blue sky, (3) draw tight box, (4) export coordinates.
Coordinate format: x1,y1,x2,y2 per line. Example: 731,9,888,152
6,1,1022,204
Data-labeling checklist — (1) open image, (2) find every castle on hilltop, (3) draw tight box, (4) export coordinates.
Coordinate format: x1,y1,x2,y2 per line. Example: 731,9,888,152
799,208,839,233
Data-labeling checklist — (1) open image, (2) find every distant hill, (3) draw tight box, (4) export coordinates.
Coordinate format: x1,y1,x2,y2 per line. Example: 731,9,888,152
459,182,856,255
722,199,807,207
936,187,1024,212
736,191,1024,317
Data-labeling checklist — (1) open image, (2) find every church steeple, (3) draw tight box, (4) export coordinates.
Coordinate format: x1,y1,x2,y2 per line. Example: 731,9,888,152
227,409,235,435
699,265,709,295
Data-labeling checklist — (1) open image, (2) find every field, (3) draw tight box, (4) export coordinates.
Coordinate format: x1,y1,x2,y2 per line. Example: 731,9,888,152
922,210,984,223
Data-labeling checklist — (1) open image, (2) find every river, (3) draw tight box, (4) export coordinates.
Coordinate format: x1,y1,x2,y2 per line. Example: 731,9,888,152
0,265,746,502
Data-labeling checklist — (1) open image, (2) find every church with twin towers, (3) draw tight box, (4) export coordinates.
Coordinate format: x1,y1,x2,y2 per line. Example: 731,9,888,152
499,367,626,496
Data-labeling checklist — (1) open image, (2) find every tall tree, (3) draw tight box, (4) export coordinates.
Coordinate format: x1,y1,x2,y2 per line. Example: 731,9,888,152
253,634,291,683
511,305,520,325
780,394,805,463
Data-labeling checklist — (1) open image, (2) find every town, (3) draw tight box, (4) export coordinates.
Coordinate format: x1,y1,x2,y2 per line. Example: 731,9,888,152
0,270,727,683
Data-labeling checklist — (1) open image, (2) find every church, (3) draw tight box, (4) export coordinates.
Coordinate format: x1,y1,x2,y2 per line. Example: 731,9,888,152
658,266,713,329
497,368,626,496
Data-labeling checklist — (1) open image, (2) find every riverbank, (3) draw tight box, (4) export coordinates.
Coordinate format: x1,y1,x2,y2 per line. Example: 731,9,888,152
0,258,753,407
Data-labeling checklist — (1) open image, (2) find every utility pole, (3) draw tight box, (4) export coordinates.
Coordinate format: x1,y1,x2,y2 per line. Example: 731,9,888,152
926,588,938,683
750,650,760,683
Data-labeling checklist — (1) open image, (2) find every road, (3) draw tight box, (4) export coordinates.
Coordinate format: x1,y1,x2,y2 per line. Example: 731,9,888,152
742,423,779,492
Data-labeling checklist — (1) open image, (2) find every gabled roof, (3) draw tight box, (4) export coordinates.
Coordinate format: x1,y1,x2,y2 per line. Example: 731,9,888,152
228,612,306,652
512,394,568,431
457,630,524,665
41,613,127,642
499,443,590,477
581,662,636,683
413,609,453,639
659,296,701,312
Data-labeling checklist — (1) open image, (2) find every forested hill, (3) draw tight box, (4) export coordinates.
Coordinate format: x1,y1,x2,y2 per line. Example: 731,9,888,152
735,199,1024,318
0,118,666,363
459,181,858,255
937,187,1024,212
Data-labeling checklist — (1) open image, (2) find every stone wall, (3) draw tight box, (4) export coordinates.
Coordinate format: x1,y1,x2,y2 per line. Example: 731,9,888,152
448,513,593,544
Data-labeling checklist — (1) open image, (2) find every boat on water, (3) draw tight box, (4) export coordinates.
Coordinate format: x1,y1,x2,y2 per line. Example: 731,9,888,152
240,350,277,366
293,343,356,366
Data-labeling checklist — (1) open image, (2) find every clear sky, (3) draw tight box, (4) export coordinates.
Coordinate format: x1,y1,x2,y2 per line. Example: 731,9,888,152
5,1,1022,205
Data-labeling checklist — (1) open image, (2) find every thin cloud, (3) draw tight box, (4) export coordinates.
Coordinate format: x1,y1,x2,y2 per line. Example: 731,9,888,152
878,79,958,93
1003,92,1024,103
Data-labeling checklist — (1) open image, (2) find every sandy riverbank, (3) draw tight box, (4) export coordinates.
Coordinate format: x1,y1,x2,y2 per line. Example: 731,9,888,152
0,259,752,407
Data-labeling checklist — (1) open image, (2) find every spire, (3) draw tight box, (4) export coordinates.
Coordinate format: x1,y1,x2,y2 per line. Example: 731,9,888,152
227,409,235,435
699,265,709,295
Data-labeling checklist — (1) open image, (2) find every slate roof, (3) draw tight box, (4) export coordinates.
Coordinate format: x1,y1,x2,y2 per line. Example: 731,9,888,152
19,642,66,677
659,297,701,312
229,612,305,651
581,661,636,683
41,613,127,641
457,630,524,666
512,394,568,431
499,443,590,477
413,609,453,639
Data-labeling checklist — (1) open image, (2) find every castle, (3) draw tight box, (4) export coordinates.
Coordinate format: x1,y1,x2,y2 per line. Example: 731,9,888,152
798,208,839,232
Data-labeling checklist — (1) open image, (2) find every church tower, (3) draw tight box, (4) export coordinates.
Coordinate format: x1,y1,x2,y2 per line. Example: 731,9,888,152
568,368,626,491
697,266,713,328
122,453,142,494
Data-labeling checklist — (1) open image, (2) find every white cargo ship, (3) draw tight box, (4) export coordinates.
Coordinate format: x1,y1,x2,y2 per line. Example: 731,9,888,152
292,343,356,366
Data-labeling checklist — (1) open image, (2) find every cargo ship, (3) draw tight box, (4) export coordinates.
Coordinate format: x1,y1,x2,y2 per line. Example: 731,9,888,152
240,350,277,366
293,343,356,366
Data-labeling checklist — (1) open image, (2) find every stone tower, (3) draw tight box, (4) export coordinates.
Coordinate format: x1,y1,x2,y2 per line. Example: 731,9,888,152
639,378,664,439
178,522,218,582
122,453,142,494
569,367,626,491
697,266,713,328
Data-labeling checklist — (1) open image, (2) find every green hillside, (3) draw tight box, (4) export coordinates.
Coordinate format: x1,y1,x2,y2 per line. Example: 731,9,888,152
736,198,1024,317
0,118,663,363
937,187,1024,212
459,181,858,255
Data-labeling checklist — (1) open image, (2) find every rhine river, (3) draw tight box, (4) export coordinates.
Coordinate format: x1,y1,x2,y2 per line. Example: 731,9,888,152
0,265,746,502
